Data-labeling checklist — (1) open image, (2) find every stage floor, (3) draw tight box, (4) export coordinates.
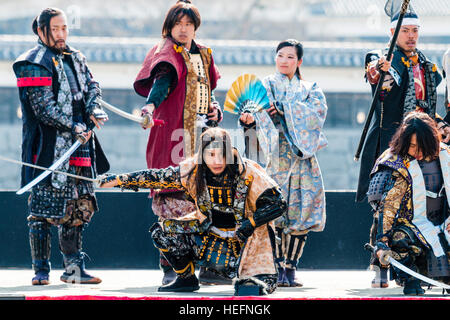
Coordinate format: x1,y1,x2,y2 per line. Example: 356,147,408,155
0,269,448,300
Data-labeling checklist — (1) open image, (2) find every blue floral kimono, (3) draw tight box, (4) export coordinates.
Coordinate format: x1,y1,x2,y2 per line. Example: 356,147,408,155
245,71,328,234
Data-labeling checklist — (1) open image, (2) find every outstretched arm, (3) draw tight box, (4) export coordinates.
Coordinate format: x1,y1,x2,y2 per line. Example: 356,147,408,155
98,166,184,192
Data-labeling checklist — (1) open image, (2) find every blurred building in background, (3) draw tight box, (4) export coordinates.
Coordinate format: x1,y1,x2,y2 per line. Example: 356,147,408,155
0,0,448,190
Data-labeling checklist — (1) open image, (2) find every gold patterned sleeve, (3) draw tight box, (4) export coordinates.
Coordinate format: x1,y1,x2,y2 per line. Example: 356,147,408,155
378,171,408,242
115,166,184,191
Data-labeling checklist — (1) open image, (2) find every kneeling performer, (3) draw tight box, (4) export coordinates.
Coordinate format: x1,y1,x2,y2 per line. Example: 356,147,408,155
99,127,287,295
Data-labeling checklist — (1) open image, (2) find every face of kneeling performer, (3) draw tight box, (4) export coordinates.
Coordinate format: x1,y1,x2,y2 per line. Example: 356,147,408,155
189,128,238,193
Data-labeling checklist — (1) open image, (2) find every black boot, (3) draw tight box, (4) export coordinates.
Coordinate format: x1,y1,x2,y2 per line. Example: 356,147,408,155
162,268,177,285
158,274,200,292
160,255,177,285
32,270,50,286
285,268,303,287
29,219,51,285
403,278,425,295
60,252,102,284
277,267,288,287
199,267,232,285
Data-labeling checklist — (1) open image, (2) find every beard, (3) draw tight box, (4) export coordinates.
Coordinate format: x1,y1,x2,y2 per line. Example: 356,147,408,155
398,45,417,57
45,33,67,53
52,40,67,53
398,40,417,55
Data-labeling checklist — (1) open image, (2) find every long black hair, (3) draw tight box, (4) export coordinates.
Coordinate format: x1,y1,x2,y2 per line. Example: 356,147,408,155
389,111,440,160
32,8,65,46
276,39,304,79
185,127,238,194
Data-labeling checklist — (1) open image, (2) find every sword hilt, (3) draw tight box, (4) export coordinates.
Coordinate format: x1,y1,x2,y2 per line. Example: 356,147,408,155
365,243,392,266
364,243,375,253
76,121,96,144
142,114,165,128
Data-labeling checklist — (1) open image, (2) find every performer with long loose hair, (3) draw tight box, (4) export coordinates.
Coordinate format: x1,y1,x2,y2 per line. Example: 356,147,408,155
367,111,450,295
99,127,286,295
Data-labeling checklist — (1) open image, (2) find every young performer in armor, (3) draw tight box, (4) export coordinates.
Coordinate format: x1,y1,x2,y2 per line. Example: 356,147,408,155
99,127,287,295
355,6,449,288
367,112,450,295
133,0,223,285
12,8,110,285
239,39,327,287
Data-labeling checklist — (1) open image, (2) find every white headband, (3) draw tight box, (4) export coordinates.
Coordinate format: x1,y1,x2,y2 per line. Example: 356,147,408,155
391,17,420,28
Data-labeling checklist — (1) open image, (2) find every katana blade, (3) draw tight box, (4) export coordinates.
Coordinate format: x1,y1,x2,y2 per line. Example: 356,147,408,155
0,154,96,184
389,257,450,290
16,140,82,195
99,99,142,124
364,243,450,290
99,99,164,127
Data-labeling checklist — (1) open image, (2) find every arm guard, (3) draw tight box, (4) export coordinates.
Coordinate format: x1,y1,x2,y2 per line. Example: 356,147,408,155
364,50,381,84
236,187,287,242
146,62,176,108
376,171,408,244
17,64,73,131
83,64,102,118
114,166,184,192
367,169,393,211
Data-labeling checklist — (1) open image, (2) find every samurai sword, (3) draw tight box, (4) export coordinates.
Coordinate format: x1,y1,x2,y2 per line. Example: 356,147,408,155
98,99,165,127
16,140,85,195
354,0,411,161
0,155,96,183
364,243,450,290
15,121,98,195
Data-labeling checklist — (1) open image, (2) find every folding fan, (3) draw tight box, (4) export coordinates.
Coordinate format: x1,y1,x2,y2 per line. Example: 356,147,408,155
224,74,270,115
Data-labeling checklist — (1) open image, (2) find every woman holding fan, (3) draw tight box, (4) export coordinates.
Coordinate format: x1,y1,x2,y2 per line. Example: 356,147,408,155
239,39,328,287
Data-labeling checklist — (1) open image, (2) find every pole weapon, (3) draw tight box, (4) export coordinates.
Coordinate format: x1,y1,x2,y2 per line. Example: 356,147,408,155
354,0,411,161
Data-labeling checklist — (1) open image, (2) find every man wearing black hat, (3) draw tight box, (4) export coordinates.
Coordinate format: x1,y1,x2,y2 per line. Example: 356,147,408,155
356,4,449,288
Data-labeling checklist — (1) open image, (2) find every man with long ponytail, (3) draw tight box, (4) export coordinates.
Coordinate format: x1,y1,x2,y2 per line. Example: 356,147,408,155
12,8,110,286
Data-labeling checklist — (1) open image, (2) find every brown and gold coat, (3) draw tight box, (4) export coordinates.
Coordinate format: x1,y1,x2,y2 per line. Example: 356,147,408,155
112,151,285,279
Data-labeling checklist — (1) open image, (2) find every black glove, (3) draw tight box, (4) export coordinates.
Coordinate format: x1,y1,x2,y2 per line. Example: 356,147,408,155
375,241,392,267
235,219,255,243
